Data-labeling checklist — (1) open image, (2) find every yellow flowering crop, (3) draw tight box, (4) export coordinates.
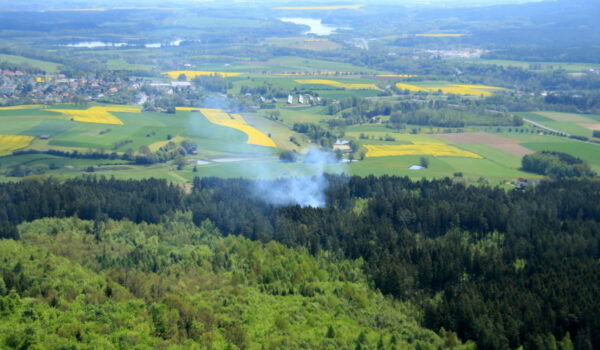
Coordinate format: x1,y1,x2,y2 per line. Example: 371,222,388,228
395,83,430,92
163,71,242,80
177,107,276,148
0,134,34,156
48,106,141,125
295,79,381,90
395,83,503,96
364,143,482,158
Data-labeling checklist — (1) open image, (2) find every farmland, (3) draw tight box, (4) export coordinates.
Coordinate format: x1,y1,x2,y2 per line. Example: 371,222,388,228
164,71,242,80
295,79,382,91
47,106,141,125
396,83,504,96
177,108,277,148
0,54,62,73
0,134,34,156
1,2,600,349
364,143,482,158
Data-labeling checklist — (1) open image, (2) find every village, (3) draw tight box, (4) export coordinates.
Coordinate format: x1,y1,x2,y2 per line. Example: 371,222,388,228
0,68,201,108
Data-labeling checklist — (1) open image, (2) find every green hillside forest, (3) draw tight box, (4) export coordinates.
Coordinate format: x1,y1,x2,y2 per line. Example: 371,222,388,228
1,176,598,349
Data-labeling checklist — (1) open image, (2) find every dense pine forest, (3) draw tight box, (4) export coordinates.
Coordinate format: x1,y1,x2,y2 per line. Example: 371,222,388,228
1,175,599,349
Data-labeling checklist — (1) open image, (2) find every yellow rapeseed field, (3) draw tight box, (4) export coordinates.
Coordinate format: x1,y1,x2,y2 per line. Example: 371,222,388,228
0,105,45,110
395,83,430,92
275,5,363,10
364,143,482,158
48,106,141,125
164,71,242,80
416,34,465,37
395,83,503,96
0,134,35,156
295,79,381,90
176,107,276,148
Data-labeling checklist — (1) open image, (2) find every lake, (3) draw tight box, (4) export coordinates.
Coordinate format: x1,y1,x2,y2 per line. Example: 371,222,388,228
280,18,338,36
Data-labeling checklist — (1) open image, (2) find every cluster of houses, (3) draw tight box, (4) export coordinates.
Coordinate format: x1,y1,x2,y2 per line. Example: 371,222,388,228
286,94,321,105
0,69,143,105
0,68,204,107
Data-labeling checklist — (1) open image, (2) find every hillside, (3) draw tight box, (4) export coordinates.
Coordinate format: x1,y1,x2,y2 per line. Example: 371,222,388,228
0,215,462,349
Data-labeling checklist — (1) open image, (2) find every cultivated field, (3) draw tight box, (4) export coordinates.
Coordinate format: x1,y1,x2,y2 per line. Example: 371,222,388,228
364,142,482,158
178,108,277,148
519,111,600,137
434,132,535,157
0,105,46,111
0,134,35,156
48,106,141,125
164,71,242,80
296,79,381,91
396,83,503,96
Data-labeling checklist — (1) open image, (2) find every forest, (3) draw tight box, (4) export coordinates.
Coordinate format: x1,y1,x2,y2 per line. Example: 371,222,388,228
0,176,598,349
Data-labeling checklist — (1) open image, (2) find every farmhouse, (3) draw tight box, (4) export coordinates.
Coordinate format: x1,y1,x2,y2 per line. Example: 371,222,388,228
287,94,293,104
333,140,352,153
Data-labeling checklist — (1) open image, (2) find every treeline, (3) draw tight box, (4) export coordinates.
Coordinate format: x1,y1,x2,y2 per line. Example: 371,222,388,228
0,177,184,239
326,96,520,128
522,151,596,178
192,75,233,94
1,176,599,349
240,82,290,99
292,123,337,148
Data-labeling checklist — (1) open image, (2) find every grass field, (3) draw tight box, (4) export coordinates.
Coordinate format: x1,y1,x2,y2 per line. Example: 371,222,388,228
2,102,598,184
296,79,381,91
519,111,600,138
106,59,153,71
455,58,598,73
0,54,62,73
181,108,276,148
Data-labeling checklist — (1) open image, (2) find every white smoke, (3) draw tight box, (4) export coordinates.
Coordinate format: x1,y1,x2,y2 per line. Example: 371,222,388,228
186,95,346,208
251,147,343,208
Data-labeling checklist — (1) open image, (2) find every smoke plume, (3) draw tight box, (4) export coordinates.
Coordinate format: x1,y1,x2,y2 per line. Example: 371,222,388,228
251,147,344,208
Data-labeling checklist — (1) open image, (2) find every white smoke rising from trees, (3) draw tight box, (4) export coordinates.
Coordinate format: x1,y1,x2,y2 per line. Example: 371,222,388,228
251,147,341,208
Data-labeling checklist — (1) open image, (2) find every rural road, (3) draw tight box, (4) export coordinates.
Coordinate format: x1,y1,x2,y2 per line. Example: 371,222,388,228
523,118,568,136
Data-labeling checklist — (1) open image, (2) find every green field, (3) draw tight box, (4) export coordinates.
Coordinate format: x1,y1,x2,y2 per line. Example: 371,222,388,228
519,111,600,138
105,58,153,71
0,104,289,181
0,54,63,73
455,58,597,73
1,103,598,184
